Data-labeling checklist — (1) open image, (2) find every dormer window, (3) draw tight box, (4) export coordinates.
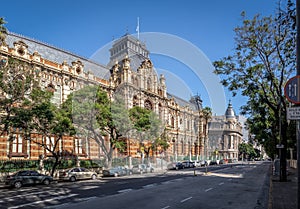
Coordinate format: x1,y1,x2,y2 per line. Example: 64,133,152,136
17,48,25,56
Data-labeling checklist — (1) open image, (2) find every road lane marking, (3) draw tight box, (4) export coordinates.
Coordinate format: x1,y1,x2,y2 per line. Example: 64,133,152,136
4,190,71,201
118,189,133,193
79,186,99,190
143,184,156,188
205,188,213,192
8,194,78,209
161,206,170,209
180,196,192,203
219,182,224,185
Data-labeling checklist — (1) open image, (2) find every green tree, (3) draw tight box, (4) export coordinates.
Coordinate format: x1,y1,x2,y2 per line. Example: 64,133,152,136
0,57,75,176
71,85,130,168
0,58,37,135
202,107,212,158
0,17,7,44
213,1,295,181
239,142,259,160
129,106,163,163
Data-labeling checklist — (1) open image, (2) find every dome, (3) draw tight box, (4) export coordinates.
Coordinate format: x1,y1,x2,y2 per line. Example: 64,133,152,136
225,101,236,119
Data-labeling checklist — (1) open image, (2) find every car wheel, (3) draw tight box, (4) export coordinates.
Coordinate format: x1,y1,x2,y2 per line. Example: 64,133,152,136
129,171,132,175
14,181,22,189
70,176,76,182
91,174,97,180
114,173,119,177
176,166,179,170
43,179,50,185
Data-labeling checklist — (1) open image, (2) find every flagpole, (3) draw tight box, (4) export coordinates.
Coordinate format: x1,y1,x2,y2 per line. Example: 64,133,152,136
136,17,140,40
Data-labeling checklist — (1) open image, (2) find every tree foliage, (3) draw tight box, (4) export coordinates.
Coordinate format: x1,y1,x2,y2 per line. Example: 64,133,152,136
0,17,7,44
70,85,129,168
213,1,295,180
239,142,260,160
129,106,164,160
0,57,75,176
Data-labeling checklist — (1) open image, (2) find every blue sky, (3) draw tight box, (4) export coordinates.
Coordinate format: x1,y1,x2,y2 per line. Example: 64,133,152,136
1,0,279,115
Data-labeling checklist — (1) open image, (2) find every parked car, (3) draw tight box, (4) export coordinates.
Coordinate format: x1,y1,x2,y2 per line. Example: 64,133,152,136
194,160,208,167
102,166,132,177
167,162,184,170
181,161,195,168
209,160,218,165
5,170,53,189
132,164,154,174
59,167,97,182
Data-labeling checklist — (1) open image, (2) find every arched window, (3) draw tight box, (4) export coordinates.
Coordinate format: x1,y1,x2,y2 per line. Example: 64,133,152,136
144,99,153,110
133,77,139,86
47,83,55,93
171,116,175,128
147,78,151,91
133,95,139,106
158,103,163,120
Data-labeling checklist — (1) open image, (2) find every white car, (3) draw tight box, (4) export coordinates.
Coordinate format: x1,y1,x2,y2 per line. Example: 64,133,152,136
59,167,97,182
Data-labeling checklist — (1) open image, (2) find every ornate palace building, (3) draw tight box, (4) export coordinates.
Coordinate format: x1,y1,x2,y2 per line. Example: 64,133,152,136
0,31,242,163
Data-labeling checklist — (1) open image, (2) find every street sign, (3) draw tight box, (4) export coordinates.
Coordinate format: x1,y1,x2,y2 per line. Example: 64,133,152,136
276,144,284,149
284,75,300,104
287,107,300,120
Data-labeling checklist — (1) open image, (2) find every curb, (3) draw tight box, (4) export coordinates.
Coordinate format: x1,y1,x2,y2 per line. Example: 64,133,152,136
268,172,273,209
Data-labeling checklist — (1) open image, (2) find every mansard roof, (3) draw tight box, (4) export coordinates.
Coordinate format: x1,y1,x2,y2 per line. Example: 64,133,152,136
167,93,198,111
6,32,110,79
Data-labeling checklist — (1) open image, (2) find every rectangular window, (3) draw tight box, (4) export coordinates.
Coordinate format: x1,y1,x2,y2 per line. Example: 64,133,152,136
45,136,55,153
75,138,83,154
12,134,23,153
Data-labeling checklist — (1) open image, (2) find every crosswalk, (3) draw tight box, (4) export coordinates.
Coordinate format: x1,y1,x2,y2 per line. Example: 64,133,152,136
0,185,100,209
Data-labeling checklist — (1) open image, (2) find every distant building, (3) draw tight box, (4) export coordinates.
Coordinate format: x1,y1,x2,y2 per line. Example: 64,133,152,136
207,102,243,160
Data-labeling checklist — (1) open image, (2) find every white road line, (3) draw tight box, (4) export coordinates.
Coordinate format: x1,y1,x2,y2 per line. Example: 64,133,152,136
205,188,213,192
79,186,99,190
8,193,78,209
143,184,156,188
5,190,70,201
118,188,133,193
180,196,192,203
161,206,170,209
219,182,224,185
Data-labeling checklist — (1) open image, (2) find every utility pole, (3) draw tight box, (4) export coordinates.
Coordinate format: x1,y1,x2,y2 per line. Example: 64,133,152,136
296,0,300,208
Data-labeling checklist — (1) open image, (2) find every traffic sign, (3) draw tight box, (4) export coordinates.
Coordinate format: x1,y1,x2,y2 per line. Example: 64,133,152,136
287,107,300,120
284,75,300,104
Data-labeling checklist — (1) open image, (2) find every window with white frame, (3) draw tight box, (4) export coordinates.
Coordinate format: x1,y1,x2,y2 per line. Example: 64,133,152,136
12,134,23,153
45,136,55,153
75,138,84,154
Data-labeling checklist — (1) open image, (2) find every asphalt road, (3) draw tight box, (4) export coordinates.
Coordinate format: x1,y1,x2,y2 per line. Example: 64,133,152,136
0,162,271,209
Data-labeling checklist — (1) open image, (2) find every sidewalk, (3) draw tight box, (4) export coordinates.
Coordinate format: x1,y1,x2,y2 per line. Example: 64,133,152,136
269,167,297,209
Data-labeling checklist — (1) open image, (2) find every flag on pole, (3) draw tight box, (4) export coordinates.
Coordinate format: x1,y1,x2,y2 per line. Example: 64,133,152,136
136,17,140,40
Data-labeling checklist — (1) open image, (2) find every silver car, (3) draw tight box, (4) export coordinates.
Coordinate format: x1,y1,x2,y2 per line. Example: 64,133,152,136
132,164,154,174
59,167,97,182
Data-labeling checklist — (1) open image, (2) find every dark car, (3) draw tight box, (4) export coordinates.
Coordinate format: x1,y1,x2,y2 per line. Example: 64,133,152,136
181,161,195,168
5,170,53,189
167,162,184,170
59,167,97,182
102,166,132,177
